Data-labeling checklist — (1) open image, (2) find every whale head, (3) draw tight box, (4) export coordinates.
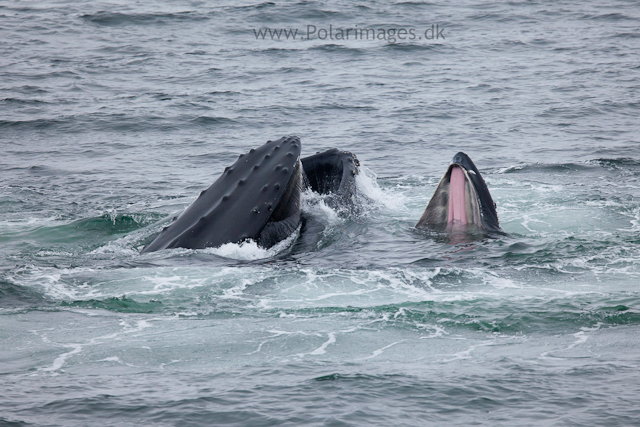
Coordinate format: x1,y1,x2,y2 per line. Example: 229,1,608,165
141,136,303,253
416,152,502,234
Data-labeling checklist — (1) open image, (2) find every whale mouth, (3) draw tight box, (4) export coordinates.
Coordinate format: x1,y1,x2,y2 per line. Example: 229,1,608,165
416,163,483,233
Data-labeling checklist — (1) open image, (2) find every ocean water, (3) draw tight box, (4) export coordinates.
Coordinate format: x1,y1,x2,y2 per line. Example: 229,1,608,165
2,0,640,425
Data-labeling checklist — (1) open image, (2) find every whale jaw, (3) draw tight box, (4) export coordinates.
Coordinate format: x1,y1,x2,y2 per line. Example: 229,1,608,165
416,152,502,234
416,163,483,233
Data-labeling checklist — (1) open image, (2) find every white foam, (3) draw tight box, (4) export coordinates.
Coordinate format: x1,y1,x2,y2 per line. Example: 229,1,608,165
7,265,96,300
97,356,123,363
38,318,153,373
41,344,83,373
629,207,640,231
35,250,74,257
308,332,336,355
358,340,406,360
301,189,342,224
418,324,448,339
356,165,406,211
202,225,300,260
0,215,67,234
496,163,531,174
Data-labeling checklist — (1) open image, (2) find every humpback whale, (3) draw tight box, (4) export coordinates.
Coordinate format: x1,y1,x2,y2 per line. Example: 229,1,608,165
416,152,502,234
141,141,498,254
141,137,360,253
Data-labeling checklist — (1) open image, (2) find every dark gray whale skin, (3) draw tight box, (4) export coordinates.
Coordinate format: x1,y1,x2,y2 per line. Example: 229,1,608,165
141,136,303,253
301,148,360,208
450,152,501,233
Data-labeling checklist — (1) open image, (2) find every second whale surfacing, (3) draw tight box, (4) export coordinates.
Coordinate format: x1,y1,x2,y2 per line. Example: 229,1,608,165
416,152,503,235
141,136,360,254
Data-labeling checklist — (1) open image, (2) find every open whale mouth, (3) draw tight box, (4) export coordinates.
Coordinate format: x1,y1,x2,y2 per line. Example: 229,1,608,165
446,164,482,231
416,152,502,234
418,164,483,232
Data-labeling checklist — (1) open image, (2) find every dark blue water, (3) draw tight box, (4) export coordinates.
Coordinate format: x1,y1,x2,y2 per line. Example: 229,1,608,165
2,0,640,425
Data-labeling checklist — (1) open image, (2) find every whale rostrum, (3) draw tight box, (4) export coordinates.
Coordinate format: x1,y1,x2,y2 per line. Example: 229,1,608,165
141,136,304,253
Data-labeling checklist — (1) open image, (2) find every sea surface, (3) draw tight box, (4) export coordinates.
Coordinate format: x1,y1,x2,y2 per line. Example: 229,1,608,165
1,0,640,425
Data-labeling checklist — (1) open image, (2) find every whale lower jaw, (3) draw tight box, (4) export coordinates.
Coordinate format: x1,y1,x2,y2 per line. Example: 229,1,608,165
416,163,484,233
301,148,360,209
254,159,303,248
